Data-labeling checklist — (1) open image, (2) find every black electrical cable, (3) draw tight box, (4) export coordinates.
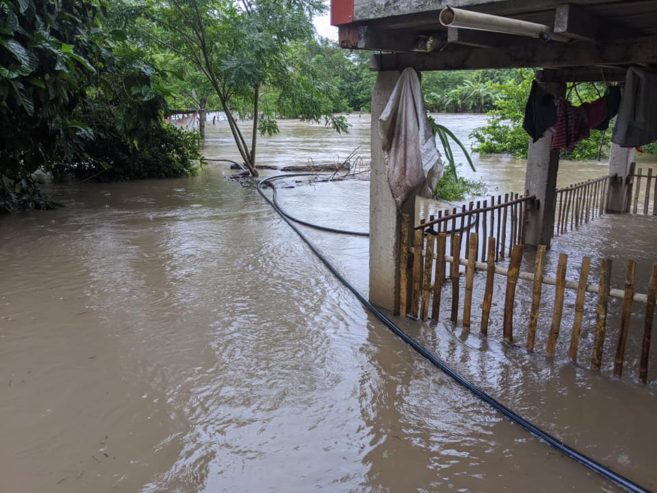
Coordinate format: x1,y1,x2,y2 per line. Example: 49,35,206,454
257,173,649,493
266,174,369,237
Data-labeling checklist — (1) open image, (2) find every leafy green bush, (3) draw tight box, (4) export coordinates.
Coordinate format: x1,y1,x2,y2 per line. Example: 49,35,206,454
435,162,487,201
471,70,612,160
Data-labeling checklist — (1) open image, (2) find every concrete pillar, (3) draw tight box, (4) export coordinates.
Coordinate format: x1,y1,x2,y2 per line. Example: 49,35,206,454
523,82,565,249
369,70,404,312
606,143,635,213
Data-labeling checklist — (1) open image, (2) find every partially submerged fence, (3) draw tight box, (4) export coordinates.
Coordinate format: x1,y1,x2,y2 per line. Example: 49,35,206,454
628,165,657,216
554,175,610,236
417,193,535,263
400,219,657,383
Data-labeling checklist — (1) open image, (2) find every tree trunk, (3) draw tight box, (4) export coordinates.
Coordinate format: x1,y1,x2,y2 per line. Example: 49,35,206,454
251,85,259,168
198,97,207,141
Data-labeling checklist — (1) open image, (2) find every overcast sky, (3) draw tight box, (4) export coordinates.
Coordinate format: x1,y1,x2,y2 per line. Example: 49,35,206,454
313,3,338,40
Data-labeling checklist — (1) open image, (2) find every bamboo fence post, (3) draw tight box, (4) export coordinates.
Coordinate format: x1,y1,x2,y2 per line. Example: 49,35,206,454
510,196,517,249
496,196,502,261
640,263,657,383
592,259,612,371
451,233,462,324
410,228,423,319
654,171,657,215
482,201,488,262
481,237,496,337
556,191,563,236
633,168,642,214
625,163,636,213
501,194,508,258
565,186,573,234
431,233,447,322
520,198,528,244
515,194,522,245
399,213,411,317
644,168,653,215
463,233,478,329
475,201,481,260
527,245,547,352
420,233,435,320
465,202,474,254
568,256,591,362
574,185,581,229
503,244,524,344
489,195,495,245
614,260,636,377
547,253,568,357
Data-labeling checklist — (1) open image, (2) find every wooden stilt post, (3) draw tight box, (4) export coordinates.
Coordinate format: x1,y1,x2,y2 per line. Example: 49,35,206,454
431,233,447,322
481,237,496,337
399,213,411,317
568,256,591,362
614,260,636,377
592,259,612,371
527,245,547,352
463,233,478,329
450,234,462,324
503,244,524,344
547,253,568,357
420,232,434,320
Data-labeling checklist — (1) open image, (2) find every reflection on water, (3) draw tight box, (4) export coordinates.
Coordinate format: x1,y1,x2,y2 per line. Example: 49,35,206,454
0,114,655,492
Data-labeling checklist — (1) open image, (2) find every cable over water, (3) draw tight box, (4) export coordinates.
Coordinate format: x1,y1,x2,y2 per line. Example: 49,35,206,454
257,173,649,493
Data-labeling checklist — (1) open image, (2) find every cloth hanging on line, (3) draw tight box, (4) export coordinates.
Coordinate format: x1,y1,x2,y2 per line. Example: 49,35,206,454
379,68,443,208
550,98,590,151
523,80,557,143
612,67,657,148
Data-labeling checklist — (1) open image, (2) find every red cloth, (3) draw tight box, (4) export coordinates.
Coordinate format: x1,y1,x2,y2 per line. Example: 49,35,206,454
551,98,590,151
581,97,609,130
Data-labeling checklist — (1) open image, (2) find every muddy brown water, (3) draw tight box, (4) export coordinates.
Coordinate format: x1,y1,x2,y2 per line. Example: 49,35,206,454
1,114,656,492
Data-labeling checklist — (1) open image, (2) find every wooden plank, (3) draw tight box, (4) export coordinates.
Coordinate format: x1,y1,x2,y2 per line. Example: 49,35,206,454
538,67,628,83
481,236,496,337
644,168,653,215
463,233,478,329
503,244,524,344
640,263,657,383
431,233,447,322
410,228,423,319
420,233,435,320
592,259,611,371
399,213,411,317
547,253,568,357
633,168,643,214
614,259,636,377
451,233,462,324
568,256,592,362
554,4,606,41
527,245,547,353
371,36,657,72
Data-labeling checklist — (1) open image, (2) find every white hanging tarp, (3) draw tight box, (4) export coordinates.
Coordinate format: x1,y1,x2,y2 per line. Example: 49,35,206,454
379,68,443,208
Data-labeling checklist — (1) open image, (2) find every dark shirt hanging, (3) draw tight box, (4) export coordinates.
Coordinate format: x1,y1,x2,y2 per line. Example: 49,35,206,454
523,80,557,142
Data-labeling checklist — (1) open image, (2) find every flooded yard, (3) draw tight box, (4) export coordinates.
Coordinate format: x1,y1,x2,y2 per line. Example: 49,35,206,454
1,114,656,492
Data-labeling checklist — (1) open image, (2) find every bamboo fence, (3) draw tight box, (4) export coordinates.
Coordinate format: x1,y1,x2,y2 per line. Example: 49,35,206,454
628,166,657,216
416,194,535,264
554,175,610,236
400,216,657,383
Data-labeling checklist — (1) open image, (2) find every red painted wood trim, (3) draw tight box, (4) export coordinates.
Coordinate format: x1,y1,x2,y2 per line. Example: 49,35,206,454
331,0,354,26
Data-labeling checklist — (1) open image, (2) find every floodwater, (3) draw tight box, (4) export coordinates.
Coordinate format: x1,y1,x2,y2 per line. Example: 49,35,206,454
1,114,656,492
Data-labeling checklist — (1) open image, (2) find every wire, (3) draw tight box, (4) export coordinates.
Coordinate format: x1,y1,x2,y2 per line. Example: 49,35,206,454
257,173,649,493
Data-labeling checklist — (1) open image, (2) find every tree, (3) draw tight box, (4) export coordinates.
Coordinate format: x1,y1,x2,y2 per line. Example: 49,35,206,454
0,0,102,210
142,0,345,177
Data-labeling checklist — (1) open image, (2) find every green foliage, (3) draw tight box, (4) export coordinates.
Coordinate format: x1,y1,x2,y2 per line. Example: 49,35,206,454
471,69,612,160
0,0,104,210
435,162,487,202
428,115,486,201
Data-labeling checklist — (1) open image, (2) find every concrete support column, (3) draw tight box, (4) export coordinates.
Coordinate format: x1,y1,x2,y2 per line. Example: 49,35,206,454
524,82,565,249
369,70,404,312
606,143,635,213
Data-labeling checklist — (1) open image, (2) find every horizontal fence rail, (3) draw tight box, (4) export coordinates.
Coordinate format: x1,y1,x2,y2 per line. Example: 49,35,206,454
400,219,657,384
415,194,536,265
554,175,610,237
